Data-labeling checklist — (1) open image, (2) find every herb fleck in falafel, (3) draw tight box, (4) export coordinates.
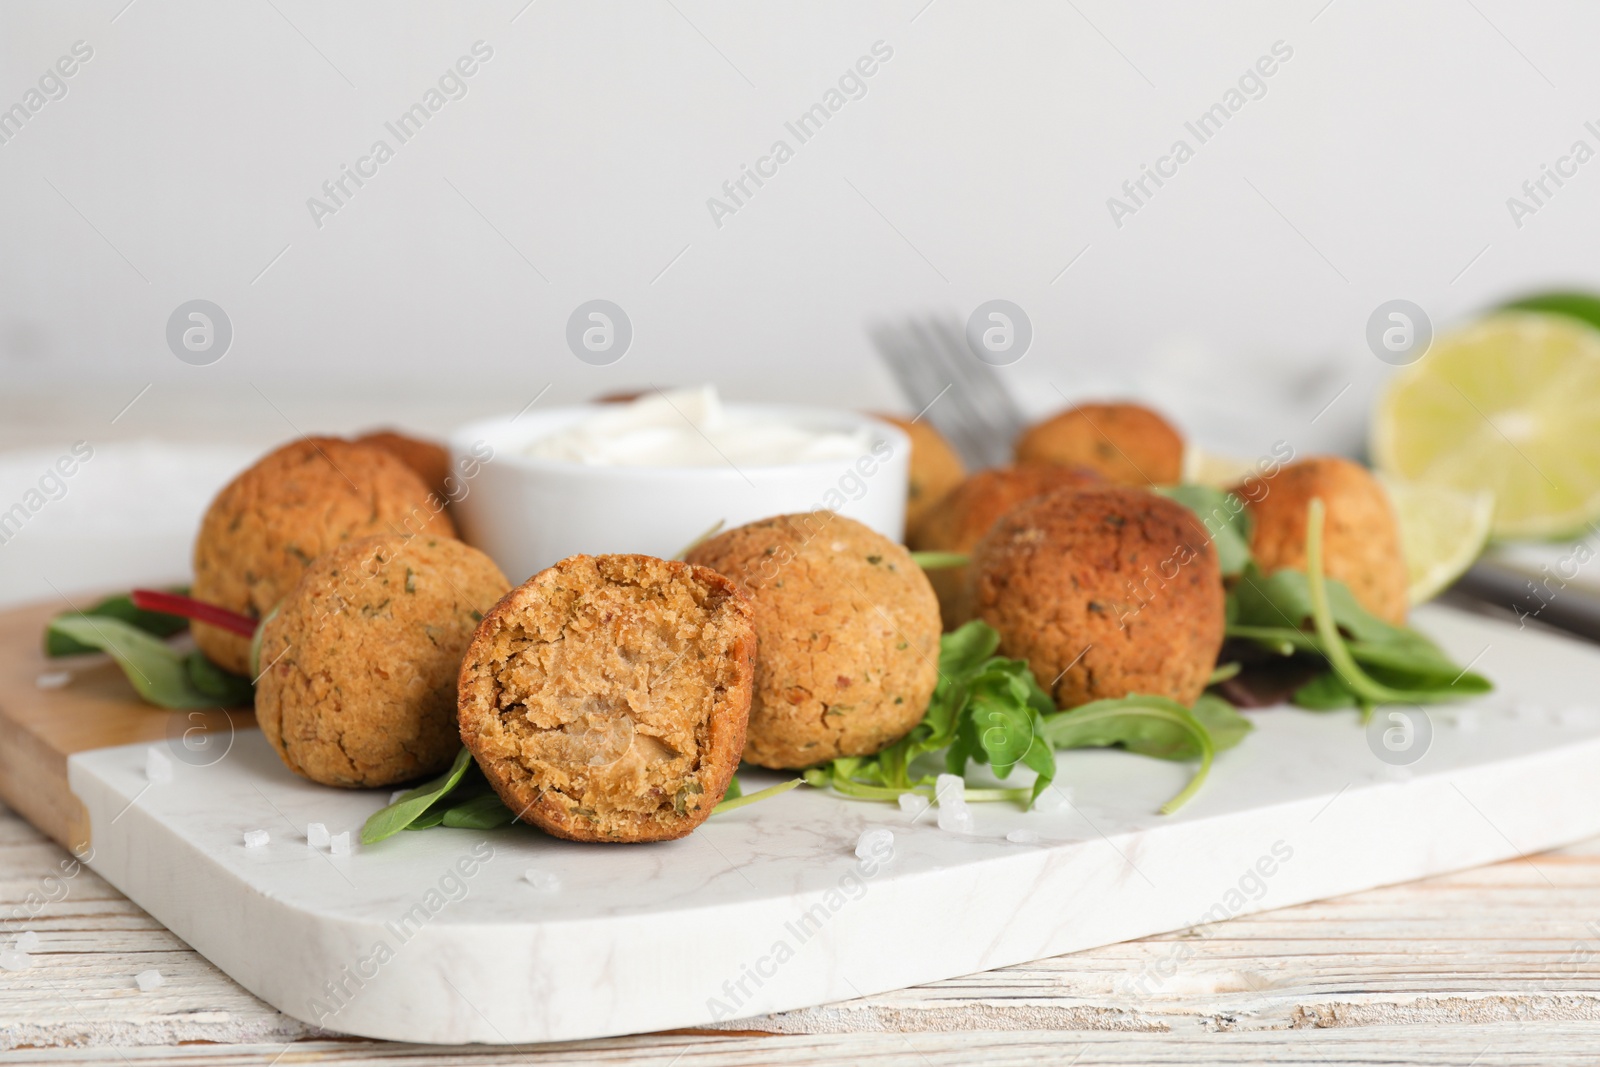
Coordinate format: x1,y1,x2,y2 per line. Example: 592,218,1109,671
686,513,940,769
1014,402,1184,486
457,554,755,843
909,464,1103,628
1233,455,1409,624
191,437,455,674
972,486,1224,708
255,534,509,787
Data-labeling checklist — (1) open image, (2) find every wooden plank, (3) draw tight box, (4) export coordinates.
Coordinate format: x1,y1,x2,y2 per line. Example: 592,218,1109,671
0,599,250,851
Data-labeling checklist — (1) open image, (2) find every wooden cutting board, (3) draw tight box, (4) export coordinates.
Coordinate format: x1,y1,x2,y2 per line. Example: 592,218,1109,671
0,599,249,853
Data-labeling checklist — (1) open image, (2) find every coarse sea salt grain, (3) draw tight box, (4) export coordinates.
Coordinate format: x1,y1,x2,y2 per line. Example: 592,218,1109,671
306,823,329,849
135,968,163,992
243,829,269,849
525,869,561,892
935,774,966,808
35,671,71,690
15,932,40,952
145,747,173,784
1006,829,1041,844
0,947,31,971
937,806,974,834
855,827,894,860
329,832,351,856
897,793,930,818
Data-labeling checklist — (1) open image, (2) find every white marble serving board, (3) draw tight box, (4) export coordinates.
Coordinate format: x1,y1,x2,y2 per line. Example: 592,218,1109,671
67,604,1600,1045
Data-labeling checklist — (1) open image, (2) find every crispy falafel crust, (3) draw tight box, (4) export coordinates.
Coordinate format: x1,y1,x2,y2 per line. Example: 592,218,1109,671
356,429,452,501
255,534,510,788
191,437,455,674
874,414,967,535
972,486,1224,708
1013,402,1184,486
1234,455,1409,624
909,464,1103,629
686,513,941,770
457,554,755,843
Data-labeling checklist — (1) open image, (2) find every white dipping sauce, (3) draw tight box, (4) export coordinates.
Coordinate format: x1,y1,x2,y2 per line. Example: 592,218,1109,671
523,386,873,468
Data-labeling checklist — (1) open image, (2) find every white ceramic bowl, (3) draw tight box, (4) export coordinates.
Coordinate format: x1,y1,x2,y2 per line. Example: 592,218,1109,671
449,404,910,584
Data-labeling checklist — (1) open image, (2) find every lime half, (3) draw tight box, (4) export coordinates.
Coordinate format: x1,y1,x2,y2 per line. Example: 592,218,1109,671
1372,311,1600,540
1379,477,1494,604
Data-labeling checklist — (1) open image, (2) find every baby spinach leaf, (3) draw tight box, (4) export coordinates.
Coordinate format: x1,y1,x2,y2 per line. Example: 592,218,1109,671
185,651,254,706
46,614,219,709
45,589,190,657
361,747,474,844
440,792,516,830
1158,485,1254,577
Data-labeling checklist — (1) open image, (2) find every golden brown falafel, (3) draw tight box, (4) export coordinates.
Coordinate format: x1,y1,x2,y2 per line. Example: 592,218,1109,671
356,429,452,501
908,464,1104,628
191,437,455,675
686,513,940,769
457,554,755,843
873,414,967,535
1233,456,1409,624
972,485,1224,708
1014,402,1184,486
255,534,510,788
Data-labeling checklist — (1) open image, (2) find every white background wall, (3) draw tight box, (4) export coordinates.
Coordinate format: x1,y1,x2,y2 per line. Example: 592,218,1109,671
3,0,1599,461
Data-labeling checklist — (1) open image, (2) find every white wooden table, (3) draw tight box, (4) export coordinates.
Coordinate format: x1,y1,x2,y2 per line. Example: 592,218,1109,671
5,792,1600,1065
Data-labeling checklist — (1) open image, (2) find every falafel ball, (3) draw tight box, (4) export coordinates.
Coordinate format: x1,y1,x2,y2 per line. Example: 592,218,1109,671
873,414,967,535
909,464,1103,629
191,437,455,675
356,429,452,501
457,554,755,843
1233,456,1409,624
972,486,1224,709
255,534,510,788
1014,402,1184,486
685,513,940,769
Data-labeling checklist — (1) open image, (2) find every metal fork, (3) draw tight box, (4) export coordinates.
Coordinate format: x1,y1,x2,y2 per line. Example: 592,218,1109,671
871,317,1027,469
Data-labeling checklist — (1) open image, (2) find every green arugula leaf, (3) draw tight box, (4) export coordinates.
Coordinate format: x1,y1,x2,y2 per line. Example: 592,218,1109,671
1158,485,1254,577
46,615,220,710
712,777,803,815
45,590,190,657
909,551,970,570
361,747,474,844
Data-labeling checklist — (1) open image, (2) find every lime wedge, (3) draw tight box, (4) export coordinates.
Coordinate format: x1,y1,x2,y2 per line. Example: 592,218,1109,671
1182,446,1256,488
1372,311,1600,540
1378,476,1494,604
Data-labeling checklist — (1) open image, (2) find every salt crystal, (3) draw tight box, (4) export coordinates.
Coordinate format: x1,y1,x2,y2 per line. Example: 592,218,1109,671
135,968,163,992
243,829,269,848
1034,786,1074,813
15,932,40,952
937,806,974,834
35,671,70,690
329,832,351,856
306,823,329,849
0,948,31,971
1006,829,1041,844
524,869,561,892
855,827,894,860
935,774,966,808
145,747,172,785
897,793,930,818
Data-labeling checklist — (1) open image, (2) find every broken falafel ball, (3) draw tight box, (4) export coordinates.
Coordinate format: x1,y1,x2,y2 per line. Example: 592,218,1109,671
1013,401,1184,487
255,533,509,788
686,513,940,770
191,437,456,675
909,464,1103,629
971,485,1224,709
1232,455,1409,624
457,554,755,843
